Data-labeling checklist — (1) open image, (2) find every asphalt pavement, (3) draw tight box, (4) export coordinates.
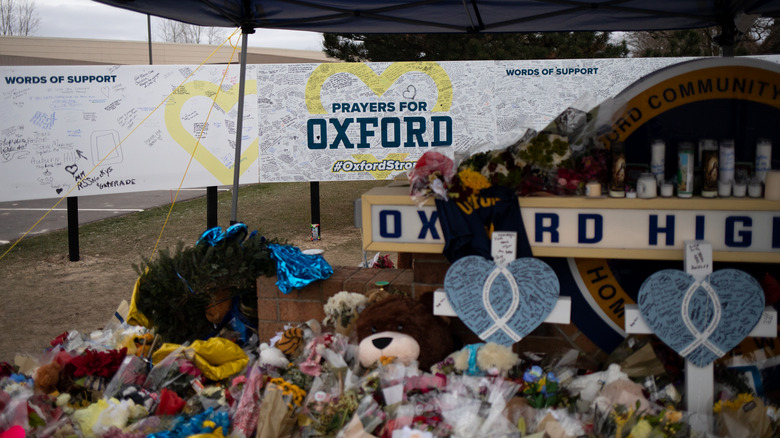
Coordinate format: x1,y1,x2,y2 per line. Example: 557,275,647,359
0,188,216,245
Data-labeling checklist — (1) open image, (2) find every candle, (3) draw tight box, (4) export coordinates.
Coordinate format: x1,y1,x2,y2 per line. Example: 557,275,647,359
661,183,674,197
585,181,601,198
733,181,747,197
637,173,657,198
718,179,731,198
748,179,763,198
755,139,772,183
609,142,626,197
719,139,735,184
677,142,693,198
701,141,718,197
650,139,665,185
766,170,780,201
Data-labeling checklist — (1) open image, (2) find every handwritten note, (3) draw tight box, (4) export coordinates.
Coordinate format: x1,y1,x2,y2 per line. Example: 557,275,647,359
444,255,559,346
491,231,517,267
637,269,765,367
0,64,259,202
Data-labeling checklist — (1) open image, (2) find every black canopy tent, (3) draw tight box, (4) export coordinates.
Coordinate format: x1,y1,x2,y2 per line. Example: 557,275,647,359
92,0,780,224
93,0,780,33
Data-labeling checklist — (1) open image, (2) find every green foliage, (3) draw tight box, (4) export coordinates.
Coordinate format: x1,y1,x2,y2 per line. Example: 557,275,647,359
132,228,279,344
639,29,713,57
323,32,628,62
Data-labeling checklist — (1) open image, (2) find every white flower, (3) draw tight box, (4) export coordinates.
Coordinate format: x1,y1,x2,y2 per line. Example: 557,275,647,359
323,291,367,326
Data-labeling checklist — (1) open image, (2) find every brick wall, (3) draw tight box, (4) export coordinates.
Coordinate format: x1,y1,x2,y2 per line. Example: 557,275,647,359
257,253,609,369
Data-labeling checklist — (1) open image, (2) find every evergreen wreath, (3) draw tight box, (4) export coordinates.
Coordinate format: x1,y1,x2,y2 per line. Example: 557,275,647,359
132,224,279,344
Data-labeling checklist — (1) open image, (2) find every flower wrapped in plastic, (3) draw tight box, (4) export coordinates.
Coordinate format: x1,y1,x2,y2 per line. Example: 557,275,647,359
256,377,307,438
103,355,150,400
408,150,455,206
714,393,778,438
67,347,128,380
228,363,265,438
593,402,690,438
339,394,387,437
436,375,520,438
298,332,354,379
520,365,570,409
143,344,202,398
323,293,368,338
302,368,359,437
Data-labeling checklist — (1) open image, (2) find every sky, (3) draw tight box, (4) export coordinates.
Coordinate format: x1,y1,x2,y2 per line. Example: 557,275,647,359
32,0,325,52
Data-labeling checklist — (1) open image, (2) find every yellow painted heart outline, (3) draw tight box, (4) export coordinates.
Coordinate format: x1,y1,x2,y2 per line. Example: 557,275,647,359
164,80,258,184
305,62,453,114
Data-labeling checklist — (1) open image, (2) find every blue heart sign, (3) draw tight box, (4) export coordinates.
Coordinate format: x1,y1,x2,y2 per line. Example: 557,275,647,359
638,269,765,368
444,256,559,346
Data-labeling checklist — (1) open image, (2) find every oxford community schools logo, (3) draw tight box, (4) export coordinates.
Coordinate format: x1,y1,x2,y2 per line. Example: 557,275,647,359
304,62,454,179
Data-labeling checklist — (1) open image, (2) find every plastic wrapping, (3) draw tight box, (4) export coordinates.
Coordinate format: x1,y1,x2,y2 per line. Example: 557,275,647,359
151,338,249,382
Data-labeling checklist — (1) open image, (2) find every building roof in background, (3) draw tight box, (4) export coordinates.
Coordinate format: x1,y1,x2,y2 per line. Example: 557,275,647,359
0,36,332,66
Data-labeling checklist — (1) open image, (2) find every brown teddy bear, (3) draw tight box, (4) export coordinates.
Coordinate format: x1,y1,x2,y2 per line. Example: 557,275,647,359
356,293,454,370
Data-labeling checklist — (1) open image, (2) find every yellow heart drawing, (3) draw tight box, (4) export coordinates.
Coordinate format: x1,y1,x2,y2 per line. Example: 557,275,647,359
305,62,452,114
165,80,258,184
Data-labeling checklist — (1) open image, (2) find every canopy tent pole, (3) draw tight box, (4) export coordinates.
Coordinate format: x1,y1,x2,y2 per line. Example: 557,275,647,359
230,26,253,224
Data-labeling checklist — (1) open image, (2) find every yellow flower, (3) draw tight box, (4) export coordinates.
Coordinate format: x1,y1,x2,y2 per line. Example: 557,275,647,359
737,393,754,404
628,419,653,438
379,355,397,366
714,393,754,413
664,409,683,423
458,168,491,192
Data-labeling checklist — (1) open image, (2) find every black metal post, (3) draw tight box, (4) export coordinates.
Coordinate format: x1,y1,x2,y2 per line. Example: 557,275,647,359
310,181,321,239
207,186,218,229
229,27,252,225
147,14,153,65
67,197,80,262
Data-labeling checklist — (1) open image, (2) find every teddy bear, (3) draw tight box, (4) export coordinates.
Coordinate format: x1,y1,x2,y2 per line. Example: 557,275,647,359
435,342,520,376
355,293,454,370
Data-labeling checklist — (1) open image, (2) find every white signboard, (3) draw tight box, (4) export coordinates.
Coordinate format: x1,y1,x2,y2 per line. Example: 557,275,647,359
368,202,780,257
1,65,258,202
258,57,712,182
4,56,780,202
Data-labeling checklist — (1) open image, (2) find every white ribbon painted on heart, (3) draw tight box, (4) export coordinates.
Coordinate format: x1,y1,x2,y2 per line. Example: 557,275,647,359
478,264,522,342
678,278,725,358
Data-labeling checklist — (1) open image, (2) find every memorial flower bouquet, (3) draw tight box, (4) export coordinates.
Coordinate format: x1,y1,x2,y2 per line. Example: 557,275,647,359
408,150,455,205
714,393,778,438
445,131,609,199
427,99,609,200
520,365,568,409
595,403,690,438
68,347,128,379
322,292,368,337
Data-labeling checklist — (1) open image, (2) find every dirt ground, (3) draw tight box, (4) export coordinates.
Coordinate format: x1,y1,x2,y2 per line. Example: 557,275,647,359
0,226,373,364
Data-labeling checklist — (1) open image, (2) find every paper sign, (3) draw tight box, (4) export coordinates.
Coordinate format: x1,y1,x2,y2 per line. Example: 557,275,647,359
491,231,517,267
637,269,765,367
684,240,712,281
444,256,559,346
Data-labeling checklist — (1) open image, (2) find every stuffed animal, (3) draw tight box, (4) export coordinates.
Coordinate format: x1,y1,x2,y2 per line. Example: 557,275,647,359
33,361,61,394
439,342,520,376
356,294,454,370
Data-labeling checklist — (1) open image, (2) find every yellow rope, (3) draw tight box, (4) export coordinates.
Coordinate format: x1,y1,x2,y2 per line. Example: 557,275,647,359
150,31,242,258
0,28,242,262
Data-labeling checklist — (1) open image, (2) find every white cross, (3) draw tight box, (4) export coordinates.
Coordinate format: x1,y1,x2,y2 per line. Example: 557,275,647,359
625,240,777,434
